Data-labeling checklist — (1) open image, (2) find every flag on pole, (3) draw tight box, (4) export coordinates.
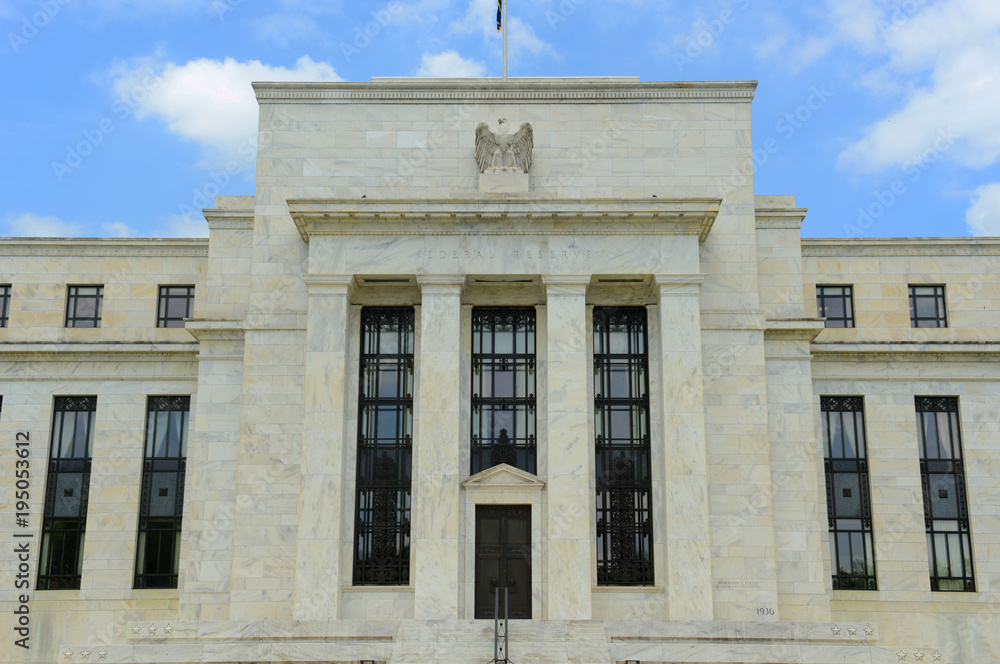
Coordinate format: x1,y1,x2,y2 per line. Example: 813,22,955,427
497,0,502,32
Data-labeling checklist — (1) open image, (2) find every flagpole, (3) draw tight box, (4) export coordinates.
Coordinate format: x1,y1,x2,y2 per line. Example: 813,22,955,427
502,0,508,80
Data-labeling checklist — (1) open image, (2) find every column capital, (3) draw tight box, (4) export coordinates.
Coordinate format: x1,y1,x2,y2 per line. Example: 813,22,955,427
416,274,465,296
303,274,356,297
541,274,590,297
653,274,704,297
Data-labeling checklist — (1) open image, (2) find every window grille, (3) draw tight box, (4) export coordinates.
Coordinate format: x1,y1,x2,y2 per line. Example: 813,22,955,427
65,286,103,328
471,307,537,475
916,396,974,591
0,284,10,327
594,307,653,585
816,285,855,328
353,307,414,585
821,396,877,590
134,396,190,589
38,396,96,590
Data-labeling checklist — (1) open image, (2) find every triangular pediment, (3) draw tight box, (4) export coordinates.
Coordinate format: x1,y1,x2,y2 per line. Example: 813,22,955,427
463,463,545,490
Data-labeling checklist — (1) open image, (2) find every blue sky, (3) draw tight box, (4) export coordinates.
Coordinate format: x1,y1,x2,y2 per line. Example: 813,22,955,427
2,0,1000,239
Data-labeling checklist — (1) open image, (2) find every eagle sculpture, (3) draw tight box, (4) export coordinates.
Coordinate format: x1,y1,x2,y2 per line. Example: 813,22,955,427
475,118,533,174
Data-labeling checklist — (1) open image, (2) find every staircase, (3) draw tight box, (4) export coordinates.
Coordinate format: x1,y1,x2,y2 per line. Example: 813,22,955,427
389,620,613,664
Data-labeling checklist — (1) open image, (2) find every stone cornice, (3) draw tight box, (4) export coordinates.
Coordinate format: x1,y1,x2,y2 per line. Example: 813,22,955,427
184,320,245,342
204,208,254,231
253,78,757,103
764,318,826,341
0,342,198,362
802,238,1000,257
755,208,808,230
288,198,720,243
811,341,1000,362
0,238,208,257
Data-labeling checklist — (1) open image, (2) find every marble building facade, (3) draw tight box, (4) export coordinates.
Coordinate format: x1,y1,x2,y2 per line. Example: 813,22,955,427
1,78,999,663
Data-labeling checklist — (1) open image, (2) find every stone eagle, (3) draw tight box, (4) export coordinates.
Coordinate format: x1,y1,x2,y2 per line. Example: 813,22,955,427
475,118,533,174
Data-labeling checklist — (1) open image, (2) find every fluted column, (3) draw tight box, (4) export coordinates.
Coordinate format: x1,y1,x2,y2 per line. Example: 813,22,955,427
542,276,593,620
654,274,713,620
294,275,354,620
412,275,465,619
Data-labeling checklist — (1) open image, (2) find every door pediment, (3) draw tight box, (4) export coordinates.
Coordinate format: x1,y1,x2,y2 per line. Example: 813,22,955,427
463,463,545,491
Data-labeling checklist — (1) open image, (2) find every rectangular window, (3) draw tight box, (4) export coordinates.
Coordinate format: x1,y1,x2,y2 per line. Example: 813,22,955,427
0,284,10,327
594,307,653,586
157,286,195,328
816,285,855,328
65,285,103,328
353,307,414,585
471,307,537,475
134,396,190,589
38,396,96,590
821,396,877,590
909,285,947,328
916,396,975,591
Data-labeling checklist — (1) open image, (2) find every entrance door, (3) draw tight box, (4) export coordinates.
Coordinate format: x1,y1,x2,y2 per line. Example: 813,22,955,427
475,505,531,619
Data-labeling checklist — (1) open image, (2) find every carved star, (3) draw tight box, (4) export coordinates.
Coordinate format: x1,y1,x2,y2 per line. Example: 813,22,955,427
864,624,875,636
80,649,91,660
164,623,173,634
898,651,908,661
98,648,108,660
848,626,858,636
914,652,925,661
131,624,141,635
147,625,157,635
832,625,842,635
63,649,74,660
932,653,943,662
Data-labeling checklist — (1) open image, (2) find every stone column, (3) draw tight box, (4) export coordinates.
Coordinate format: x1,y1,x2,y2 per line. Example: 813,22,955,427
542,276,593,620
654,274,713,621
412,275,464,619
294,275,354,620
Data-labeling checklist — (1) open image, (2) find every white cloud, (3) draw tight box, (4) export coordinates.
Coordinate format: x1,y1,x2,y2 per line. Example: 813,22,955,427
101,221,138,237
416,51,486,77
110,55,342,172
451,0,553,61
160,214,209,238
837,0,1000,173
966,183,1000,236
4,212,83,237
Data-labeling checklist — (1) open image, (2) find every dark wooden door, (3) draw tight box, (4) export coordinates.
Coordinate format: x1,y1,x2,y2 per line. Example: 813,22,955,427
475,505,531,619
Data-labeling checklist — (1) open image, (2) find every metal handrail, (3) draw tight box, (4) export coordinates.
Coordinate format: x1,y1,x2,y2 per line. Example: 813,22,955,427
493,585,509,664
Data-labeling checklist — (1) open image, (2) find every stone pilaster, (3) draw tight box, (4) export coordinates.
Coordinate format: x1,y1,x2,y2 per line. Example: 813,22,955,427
412,275,464,619
654,274,714,620
294,275,355,620
181,320,245,620
542,276,592,620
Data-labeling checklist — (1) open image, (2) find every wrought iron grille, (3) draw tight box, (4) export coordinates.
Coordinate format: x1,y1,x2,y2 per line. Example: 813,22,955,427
353,307,414,585
134,396,190,589
820,396,877,590
909,285,948,328
38,396,97,590
915,396,975,591
157,286,195,328
816,285,855,328
0,284,10,327
65,285,103,328
594,307,653,586
471,307,536,475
